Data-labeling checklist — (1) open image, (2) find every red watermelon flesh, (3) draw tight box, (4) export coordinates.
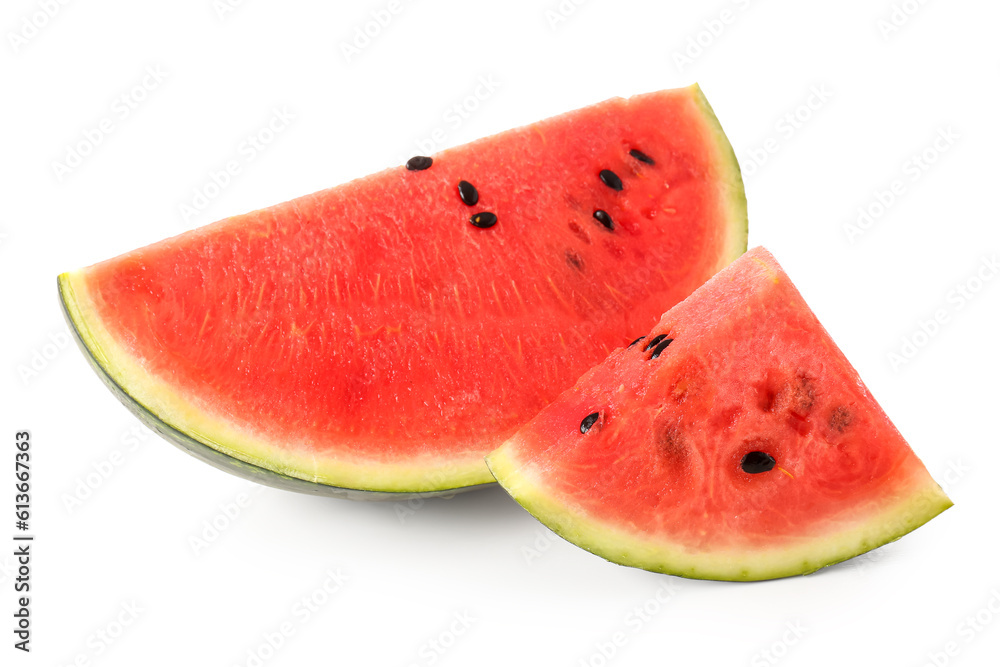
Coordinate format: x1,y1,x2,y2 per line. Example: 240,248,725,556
58,84,747,497
486,247,951,579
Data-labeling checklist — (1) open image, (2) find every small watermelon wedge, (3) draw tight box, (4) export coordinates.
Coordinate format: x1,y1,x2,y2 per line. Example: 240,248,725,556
58,84,747,498
486,247,952,580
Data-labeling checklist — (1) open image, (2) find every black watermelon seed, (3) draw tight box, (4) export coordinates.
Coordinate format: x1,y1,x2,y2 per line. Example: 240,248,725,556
629,149,655,165
470,211,497,229
643,334,668,351
599,169,623,191
649,338,673,359
458,180,479,206
406,156,433,171
628,336,646,348
580,412,600,434
593,209,614,231
741,451,776,474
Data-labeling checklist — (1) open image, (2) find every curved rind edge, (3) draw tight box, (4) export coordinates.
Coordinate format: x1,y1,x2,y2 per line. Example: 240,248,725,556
57,273,494,500
485,440,953,581
688,83,749,267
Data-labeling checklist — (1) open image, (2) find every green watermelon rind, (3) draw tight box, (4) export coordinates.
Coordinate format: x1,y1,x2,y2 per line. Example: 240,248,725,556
58,274,492,500
486,434,952,581
687,84,748,266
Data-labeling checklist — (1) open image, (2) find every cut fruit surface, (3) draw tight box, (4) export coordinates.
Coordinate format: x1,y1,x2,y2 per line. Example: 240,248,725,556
486,247,951,579
59,84,747,497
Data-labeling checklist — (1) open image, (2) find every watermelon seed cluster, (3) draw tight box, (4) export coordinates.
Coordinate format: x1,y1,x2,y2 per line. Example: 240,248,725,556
457,180,497,228
404,155,499,229
634,333,673,359
581,329,675,436
579,149,666,439
407,145,655,236
590,148,656,233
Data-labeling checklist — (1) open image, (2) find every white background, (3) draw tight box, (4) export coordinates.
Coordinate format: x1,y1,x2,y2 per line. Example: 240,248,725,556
2,0,999,665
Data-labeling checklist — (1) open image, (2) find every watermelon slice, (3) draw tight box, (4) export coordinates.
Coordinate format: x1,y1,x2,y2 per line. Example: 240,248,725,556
58,84,747,498
486,247,951,580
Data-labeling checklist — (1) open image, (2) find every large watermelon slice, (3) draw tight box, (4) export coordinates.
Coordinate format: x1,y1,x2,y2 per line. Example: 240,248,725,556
58,84,747,499
486,247,951,580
